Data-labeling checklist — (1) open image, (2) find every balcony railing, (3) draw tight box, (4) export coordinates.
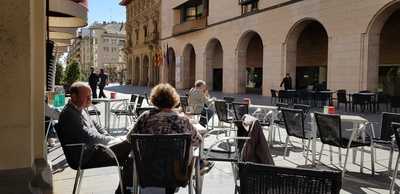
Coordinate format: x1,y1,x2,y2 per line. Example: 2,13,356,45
239,0,258,5
173,16,207,35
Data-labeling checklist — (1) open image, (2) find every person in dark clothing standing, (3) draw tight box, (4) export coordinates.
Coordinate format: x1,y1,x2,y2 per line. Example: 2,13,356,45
280,73,293,90
98,68,108,98
88,67,98,98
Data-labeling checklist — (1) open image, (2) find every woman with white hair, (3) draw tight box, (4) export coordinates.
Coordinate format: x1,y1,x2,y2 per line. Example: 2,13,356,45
187,80,215,127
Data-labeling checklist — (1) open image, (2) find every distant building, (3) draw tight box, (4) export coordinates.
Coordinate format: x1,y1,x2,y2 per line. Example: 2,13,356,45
68,21,127,82
120,0,161,86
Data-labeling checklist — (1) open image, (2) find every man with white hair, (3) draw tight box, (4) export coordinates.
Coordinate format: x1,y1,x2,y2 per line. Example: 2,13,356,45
57,82,131,194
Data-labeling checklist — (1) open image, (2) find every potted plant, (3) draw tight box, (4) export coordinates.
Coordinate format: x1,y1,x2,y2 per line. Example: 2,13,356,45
63,60,80,94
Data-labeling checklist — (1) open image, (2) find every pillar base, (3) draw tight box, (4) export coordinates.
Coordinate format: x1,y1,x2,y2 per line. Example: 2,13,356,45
0,158,53,194
30,158,53,194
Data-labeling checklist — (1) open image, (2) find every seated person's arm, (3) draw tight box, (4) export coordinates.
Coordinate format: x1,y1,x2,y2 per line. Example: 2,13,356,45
59,111,115,145
126,113,146,142
92,119,110,135
185,119,202,147
82,123,115,145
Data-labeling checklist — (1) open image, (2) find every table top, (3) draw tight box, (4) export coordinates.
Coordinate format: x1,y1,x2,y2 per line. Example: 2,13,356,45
311,113,368,123
349,92,377,95
92,98,128,103
340,115,368,123
250,104,278,110
310,90,334,94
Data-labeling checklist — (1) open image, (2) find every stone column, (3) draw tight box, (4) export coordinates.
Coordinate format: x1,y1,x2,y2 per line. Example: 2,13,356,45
0,0,51,193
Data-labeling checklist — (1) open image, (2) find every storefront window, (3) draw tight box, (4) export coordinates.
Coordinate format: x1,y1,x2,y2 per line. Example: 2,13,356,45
246,67,262,94
379,65,400,96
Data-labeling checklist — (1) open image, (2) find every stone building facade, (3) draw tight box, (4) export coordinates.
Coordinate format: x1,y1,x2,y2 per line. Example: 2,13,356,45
121,0,162,86
68,22,127,81
160,0,400,96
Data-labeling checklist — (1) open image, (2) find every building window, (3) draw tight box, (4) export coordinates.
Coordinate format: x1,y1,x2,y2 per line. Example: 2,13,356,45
112,39,116,44
104,47,109,52
240,0,258,15
182,4,203,22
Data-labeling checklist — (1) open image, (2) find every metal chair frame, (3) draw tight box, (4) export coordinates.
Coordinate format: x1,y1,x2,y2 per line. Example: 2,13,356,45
54,123,124,194
390,122,400,194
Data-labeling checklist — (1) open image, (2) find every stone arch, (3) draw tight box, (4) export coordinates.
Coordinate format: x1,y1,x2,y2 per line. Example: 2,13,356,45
182,44,196,89
205,38,223,91
166,47,176,86
142,55,149,85
285,19,329,90
237,30,264,94
366,1,400,95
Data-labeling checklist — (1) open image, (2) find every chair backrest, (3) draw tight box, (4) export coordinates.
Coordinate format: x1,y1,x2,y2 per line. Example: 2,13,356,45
392,122,400,149
391,96,400,108
276,102,289,109
353,93,372,104
336,90,347,103
144,93,150,104
239,162,342,194
131,134,193,189
380,112,400,141
128,94,139,111
281,108,305,139
351,93,363,105
293,104,310,115
314,113,343,147
296,89,310,100
53,123,84,170
232,102,249,121
215,100,230,122
223,96,235,104
270,89,277,98
314,91,331,101
135,107,157,117
130,94,138,103
377,92,389,103
137,95,145,108
278,90,286,98
180,96,189,112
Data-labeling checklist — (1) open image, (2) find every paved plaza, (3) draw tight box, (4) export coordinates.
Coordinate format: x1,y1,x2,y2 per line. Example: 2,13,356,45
49,85,399,194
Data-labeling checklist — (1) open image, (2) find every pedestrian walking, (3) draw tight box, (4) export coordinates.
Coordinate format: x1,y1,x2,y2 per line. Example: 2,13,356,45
98,68,108,98
280,73,293,90
88,67,98,98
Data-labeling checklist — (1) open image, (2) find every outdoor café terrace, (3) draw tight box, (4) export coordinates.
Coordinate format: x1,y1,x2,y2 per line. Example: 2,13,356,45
48,85,400,194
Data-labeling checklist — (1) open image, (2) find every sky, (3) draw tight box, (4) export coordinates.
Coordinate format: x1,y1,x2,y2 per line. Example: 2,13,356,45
88,0,126,24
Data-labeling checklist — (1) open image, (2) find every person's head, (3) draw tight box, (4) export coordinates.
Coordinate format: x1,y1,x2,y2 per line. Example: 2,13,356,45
194,80,207,91
100,68,104,74
90,67,94,73
70,82,92,109
286,73,290,78
149,83,180,110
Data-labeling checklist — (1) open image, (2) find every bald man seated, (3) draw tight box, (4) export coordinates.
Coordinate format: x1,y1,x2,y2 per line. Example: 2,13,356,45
57,82,131,194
